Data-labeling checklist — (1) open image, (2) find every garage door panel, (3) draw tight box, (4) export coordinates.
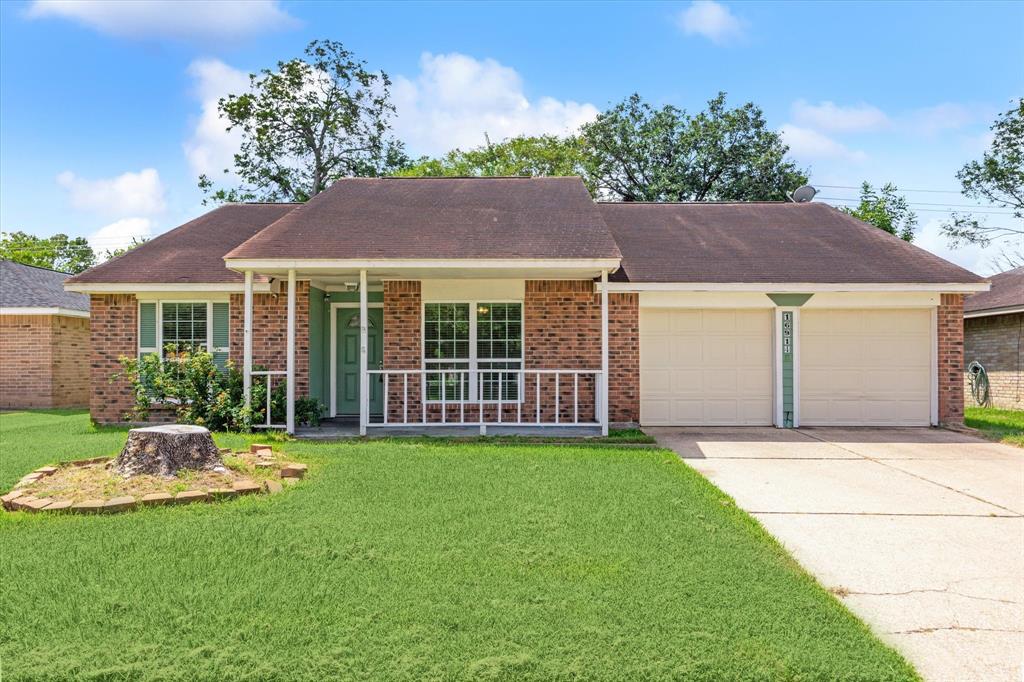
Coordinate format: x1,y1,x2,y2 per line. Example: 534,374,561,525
640,369,671,393
640,308,772,426
702,310,737,332
801,308,931,426
704,338,738,365
702,368,738,395
671,337,702,364
670,310,702,333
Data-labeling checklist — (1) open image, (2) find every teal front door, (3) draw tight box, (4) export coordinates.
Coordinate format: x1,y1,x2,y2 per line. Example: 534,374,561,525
337,308,383,416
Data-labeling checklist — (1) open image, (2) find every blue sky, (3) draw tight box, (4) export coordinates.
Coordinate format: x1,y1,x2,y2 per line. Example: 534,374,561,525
1,0,1022,273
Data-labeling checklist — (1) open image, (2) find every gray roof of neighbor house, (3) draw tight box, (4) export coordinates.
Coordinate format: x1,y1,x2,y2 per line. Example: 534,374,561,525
66,203,298,284
1,260,90,310
225,176,622,261
599,202,986,284
964,266,1024,313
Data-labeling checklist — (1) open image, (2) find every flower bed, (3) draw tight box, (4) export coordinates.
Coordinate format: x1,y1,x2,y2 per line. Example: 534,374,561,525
1,444,307,514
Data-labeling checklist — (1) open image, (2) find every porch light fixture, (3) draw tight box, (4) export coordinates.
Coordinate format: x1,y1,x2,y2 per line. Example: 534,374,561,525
344,282,358,291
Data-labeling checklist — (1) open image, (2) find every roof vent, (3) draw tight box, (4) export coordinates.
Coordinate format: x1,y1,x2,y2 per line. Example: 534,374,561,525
789,185,817,203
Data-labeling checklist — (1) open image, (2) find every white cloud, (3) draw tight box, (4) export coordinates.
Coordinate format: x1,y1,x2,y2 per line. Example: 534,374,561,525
88,217,154,259
792,100,889,133
183,59,249,179
392,52,599,156
56,168,166,216
912,217,1004,276
676,1,746,45
906,103,976,136
26,0,298,41
779,124,868,163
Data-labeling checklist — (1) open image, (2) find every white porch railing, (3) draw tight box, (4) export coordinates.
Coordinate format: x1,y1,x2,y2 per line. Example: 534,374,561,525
365,369,604,432
250,369,287,429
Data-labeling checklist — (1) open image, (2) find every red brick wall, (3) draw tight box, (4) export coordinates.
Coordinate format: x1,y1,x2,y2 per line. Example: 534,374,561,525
90,294,138,423
938,293,965,424
50,315,90,408
229,281,310,398
383,281,423,422
964,311,1023,410
1,315,54,409
609,293,640,424
378,280,640,425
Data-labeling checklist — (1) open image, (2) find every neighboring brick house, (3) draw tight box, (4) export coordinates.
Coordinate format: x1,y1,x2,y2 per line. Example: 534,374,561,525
1,260,90,409
964,266,1023,410
65,177,987,433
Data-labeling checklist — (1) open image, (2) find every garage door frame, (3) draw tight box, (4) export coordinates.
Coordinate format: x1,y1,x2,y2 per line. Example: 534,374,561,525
639,306,775,426
794,306,938,427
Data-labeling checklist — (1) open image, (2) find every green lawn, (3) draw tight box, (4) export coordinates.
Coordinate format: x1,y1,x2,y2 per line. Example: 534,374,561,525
0,411,916,681
965,406,1024,447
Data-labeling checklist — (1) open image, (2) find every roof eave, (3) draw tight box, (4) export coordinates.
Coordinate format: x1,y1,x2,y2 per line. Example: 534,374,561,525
600,282,991,293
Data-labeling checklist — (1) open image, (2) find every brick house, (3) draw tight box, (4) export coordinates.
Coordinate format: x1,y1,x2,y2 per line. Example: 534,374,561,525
964,266,1023,409
65,177,987,434
1,260,90,409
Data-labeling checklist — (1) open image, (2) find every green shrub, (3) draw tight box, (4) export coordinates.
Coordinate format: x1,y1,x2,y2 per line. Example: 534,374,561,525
117,345,323,431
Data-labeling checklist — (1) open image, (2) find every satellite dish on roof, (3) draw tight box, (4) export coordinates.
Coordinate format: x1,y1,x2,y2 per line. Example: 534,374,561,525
790,185,818,203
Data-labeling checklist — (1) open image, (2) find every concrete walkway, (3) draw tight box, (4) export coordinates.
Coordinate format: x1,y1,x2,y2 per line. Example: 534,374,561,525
649,426,1024,682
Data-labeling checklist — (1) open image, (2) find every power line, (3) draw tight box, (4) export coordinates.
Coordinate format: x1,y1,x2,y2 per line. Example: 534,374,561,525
816,183,965,195
819,198,1019,217
818,196,1018,211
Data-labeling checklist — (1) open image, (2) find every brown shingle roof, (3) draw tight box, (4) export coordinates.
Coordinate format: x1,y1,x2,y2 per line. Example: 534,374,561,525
964,266,1023,313
67,204,298,284
599,202,985,284
226,177,621,260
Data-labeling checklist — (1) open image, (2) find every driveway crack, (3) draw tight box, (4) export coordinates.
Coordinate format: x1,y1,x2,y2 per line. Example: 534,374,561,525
835,586,1019,605
887,625,1024,635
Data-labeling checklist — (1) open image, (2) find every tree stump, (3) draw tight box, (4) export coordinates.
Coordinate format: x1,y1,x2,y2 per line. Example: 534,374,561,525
113,425,225,478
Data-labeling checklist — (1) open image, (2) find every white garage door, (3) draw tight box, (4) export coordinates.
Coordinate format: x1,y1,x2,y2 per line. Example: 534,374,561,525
640,308,773,425
800,309,931,426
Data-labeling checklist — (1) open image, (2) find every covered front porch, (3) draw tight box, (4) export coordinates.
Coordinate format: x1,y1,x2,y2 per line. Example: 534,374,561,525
232,260,619,436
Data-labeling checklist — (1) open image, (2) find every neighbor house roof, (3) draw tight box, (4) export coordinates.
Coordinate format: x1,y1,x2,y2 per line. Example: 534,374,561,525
599,202,986,284
964,266,1024,316
225,177,621,261
66,203,298,285
1,260,89,311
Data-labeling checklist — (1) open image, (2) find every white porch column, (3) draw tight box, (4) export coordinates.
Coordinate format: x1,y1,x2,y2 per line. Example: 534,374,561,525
286,269,296,434
600,270,609,436
359,269,368,436
243,270,253,406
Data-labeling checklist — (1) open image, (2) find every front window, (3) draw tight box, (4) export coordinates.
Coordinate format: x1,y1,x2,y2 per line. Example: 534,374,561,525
423,302,522,402
162,302,208,354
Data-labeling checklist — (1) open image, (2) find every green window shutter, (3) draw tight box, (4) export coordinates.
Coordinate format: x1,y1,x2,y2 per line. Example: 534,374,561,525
139,302,157,355
212,302,230,370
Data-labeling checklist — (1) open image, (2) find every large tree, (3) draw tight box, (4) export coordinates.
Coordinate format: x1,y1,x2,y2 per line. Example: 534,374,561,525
579,92,807,201
841,182,918,242
200,40,408,204
941,98,1023,259
397,134,587,185
0,231,95,273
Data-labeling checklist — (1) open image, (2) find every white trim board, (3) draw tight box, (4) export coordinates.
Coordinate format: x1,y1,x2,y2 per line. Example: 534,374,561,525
0,306,89,318
226,258,621,271
603,282,990,293
65,282,271,294
964,305,1024,319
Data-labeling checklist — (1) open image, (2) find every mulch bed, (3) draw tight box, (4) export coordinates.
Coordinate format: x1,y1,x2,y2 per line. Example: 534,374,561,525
1,444,307,514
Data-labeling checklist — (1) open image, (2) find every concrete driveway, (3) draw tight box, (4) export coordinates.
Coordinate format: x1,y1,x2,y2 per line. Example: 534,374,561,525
648,426,1023,682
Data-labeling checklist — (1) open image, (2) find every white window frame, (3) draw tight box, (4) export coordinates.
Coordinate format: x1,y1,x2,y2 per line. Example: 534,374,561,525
138,300,228,360
421,299,524,404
